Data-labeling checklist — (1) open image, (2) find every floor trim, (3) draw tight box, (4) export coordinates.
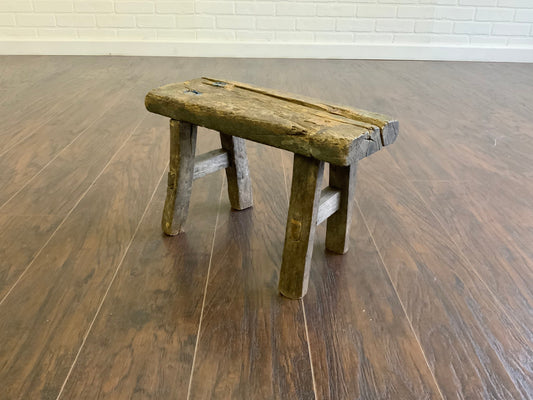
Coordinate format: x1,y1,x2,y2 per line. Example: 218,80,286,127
1,40,533,62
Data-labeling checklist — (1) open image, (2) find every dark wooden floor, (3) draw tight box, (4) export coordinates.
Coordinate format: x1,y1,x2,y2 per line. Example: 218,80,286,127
0,56,532,400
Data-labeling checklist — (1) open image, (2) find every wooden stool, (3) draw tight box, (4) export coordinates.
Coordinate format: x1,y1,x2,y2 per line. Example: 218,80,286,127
145,78,399,299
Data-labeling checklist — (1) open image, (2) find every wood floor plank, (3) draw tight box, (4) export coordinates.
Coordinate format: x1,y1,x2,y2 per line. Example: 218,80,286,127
58,130,224,399
0,114,169,399
356,150,531,399
187,142,315,400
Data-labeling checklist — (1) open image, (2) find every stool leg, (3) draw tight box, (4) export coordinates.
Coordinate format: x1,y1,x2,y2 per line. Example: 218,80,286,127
162,120,197,236
279,154,324,299
220,133,253,210
326,163,357,254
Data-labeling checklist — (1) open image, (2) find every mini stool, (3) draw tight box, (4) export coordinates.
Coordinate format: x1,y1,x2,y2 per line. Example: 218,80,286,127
145,77,398,299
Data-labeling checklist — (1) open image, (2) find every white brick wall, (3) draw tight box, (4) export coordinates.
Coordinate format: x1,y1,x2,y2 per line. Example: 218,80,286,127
1,0,533,58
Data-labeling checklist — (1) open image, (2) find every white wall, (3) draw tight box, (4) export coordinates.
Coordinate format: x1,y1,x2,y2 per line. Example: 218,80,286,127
1,0,533,61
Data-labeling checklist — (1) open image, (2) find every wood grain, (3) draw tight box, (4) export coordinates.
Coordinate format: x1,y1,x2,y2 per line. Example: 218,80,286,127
325,163,357,254
279,154,324,299
219,133,253,210
161,120,197,236
145,77,398,165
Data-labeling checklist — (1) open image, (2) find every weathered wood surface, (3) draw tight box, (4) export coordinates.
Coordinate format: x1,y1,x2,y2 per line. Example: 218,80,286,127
161,120,197,236
279,154,324,299
145,77,398,166
219,133,253,210
193,148,229,180
316,187,341,226
326,163,358,254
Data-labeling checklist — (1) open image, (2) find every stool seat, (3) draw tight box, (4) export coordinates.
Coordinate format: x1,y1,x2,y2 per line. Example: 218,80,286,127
145,77,398,166
145,77,399,299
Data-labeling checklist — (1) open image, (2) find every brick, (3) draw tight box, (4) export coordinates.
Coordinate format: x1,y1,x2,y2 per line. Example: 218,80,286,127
57,14,96,27
316,4,354,17
196,2,234,15
453,21,491,34
498,0,533,7
415,20,453,33
296,17,335,31
355,33,393,43
0,27,36,37
257,16,295,30
115,1,155,14
156,29,195,40
276,2,315,17
137,15,175,28
375,19,415,32
236,2,275,16
470,35,508,44
274,31,314,41
0,13,15,26
515,9,533,22
420,0,456,3
34,1,73,13
336,18,374,32
156,2,194,14
77,28,116,38
475,7,514,21
435,6,475,20
38,28,78,37
379,0,417,3
430,34,469,43
508,37,533,45
16,14,56,27
393,33,431,43
197,30,235,40
96,15,136,27
357,5,397,18
459,0,497,5
492,22,530,35
397,6,434,18
216,15,254,29
0,1,32,12
117,29,156,39
176,15,214,29
315,31,353,42
235,31,274,41
74,1,113,13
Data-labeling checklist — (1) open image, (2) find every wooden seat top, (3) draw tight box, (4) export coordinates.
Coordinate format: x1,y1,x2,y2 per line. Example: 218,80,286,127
145,77,398,166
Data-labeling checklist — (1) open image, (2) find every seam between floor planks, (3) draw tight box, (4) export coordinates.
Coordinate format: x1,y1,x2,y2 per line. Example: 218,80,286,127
55,166,168,400
186,181,225,400
355,200,446,400
0,115,147,307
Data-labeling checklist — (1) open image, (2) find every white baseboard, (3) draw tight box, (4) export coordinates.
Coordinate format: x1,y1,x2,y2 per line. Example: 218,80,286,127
1,40,533,62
